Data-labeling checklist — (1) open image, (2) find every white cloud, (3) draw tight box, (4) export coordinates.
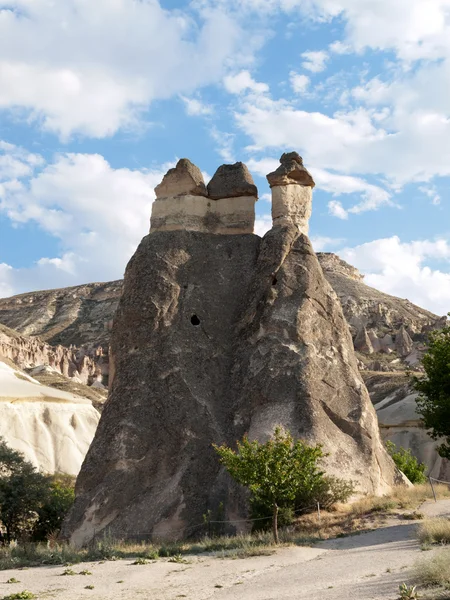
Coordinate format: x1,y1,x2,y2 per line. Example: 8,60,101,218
254,213,272,236
210,127,236,162
328,200,348,220
0,1,245,139
0,142,44,181
289,72,310,94
181,96,214,116
338,236,450,315
420,185,441,205
247,157,392,215
0,149,168,295
311,235,345,251
0,264,14,298
301,50,328,73
223,70,269,95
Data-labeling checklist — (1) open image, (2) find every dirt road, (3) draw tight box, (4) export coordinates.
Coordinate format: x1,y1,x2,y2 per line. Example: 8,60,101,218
1,500,449,600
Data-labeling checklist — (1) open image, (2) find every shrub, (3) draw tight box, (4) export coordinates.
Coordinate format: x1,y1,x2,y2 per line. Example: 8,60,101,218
214,427,326,542
417,518,450,545
385,441,427,484
415,548,450,587
296,476,355,511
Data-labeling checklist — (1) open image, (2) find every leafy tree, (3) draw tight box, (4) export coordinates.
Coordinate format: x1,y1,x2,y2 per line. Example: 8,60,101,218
214,427,325,543
0,438,50,542
32,474,75,541
385,441,427,484
414,318,450,459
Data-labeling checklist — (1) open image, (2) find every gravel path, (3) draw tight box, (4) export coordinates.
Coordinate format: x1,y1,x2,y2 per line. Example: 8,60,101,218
1,499,448,600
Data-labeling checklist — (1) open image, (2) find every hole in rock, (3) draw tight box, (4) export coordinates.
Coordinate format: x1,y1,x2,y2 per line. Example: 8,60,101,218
191,315,201,326
272,277,278,286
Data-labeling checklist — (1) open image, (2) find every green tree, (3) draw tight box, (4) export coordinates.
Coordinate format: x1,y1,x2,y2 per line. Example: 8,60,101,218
0,438,50,541
32,474,75,541
213,427,325,543
385,441,427,484
414,318,450,459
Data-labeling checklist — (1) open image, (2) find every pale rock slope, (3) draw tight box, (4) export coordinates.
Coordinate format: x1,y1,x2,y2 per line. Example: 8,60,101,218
0,360,100,475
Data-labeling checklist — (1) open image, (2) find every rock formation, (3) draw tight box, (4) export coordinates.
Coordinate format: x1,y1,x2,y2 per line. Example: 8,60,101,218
0,323,107,387
151,159,258,234
354,326,374,354
267,152,314,234
364,372,450,481
0,359,100,475
62,155,401,547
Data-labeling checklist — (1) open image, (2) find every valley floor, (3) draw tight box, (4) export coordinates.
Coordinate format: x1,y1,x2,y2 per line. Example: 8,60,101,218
2,500,450,600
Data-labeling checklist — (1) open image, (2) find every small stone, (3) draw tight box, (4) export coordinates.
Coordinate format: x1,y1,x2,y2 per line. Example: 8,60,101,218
267,152,315,188
207,163,257,200
155,159,207,199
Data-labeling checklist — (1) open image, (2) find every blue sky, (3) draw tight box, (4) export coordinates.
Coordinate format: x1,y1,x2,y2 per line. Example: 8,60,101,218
1,0,450,315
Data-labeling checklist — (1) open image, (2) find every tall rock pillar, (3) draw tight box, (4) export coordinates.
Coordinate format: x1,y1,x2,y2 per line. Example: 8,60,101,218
61,153,402,549
267,152,314,234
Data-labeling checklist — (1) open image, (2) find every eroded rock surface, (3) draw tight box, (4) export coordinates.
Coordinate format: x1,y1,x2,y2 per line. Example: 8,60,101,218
62,216,400,546
0,360,100,475
207,162,258,199
154,158,207,199
364,372,450,480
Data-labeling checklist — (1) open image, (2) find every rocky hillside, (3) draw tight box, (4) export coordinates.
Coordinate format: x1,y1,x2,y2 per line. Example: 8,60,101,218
0,281,122,347
0,250,448,482
0,255,445,374
317,253,446,370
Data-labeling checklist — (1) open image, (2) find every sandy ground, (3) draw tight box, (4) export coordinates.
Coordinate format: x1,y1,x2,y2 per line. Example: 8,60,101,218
1,499,449,600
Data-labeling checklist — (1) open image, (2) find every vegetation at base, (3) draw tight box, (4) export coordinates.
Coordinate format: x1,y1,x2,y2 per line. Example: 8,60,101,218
417,518,450,545
414,316,450,459
0,485,448,571
1,592,35,600
398,583,419,600
214,426,353,542
414,549,450,589
385,441,427,484
0,438,74,543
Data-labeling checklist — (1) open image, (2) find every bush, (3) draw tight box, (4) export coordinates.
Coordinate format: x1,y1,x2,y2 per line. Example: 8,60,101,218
417,518,450,545
296,476,355,511
385,441,427,484
214,427,326,542
251,475,354,531
415,549,450,587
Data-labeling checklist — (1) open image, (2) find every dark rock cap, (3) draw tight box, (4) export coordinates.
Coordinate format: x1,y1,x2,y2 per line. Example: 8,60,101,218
154,158,208,199
207,162,258,200
267,152,315,188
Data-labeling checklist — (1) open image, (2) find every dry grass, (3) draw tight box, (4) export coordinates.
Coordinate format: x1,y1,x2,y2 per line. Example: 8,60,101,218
0,484,447,570
415,549,450,588
418,518,450,545
293,484,450,540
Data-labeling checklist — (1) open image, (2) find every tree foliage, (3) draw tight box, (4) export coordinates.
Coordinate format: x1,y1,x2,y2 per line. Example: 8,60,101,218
414,318,450,459
213,427,325,542
385,441,427,484
33,474,75,541
0,438,74,542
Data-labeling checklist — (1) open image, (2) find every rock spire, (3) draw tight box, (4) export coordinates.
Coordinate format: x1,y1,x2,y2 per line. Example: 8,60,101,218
62,152,401,548
267,152,315,234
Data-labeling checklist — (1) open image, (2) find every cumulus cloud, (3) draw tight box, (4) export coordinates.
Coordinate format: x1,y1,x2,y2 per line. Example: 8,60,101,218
328,200,348,220
0,0,245,139
223,70,269,95
181,96,214,116
289,72,310,94
301,50,328,73
247,157,393,215
339,236,450,315
0,148,168,295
